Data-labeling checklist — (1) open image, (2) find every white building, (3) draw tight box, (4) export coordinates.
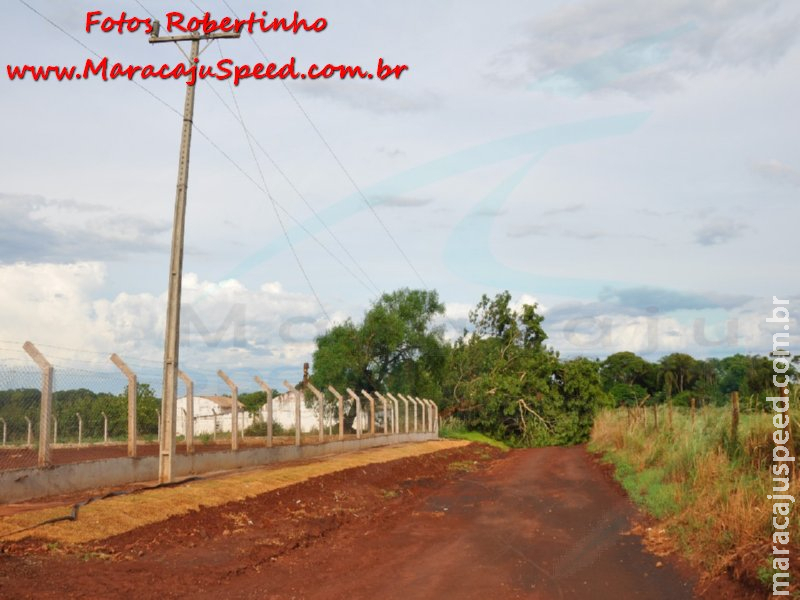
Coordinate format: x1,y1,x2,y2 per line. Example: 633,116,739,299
176,395,252,436
175,393,350,436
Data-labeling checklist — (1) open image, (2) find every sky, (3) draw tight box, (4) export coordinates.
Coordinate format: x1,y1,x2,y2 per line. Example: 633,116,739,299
0,0,798,394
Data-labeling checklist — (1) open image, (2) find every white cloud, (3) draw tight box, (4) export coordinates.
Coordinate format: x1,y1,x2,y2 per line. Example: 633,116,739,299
0,262,333,390
693,218,746,246
290,80,440,114
495,0,800,95
753,159,800,187
0,193,169,263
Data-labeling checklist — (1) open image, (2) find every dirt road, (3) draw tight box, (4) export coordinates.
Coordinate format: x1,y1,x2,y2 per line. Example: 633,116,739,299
0,444,757,599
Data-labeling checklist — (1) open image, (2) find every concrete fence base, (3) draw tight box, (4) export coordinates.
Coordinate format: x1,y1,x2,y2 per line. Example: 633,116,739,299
0,433,438,504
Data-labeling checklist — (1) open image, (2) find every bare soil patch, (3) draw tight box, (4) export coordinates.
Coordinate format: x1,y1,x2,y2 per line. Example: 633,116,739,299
0,444,760,599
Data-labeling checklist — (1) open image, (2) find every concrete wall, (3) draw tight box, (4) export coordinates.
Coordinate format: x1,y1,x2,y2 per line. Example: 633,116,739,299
0,433,438,504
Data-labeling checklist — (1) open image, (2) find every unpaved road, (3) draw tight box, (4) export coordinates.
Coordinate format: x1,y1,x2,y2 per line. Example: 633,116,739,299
0,444,758,599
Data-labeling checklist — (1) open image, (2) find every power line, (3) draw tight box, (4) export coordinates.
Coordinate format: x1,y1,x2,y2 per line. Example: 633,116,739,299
186,0,380,299
199,77,380,295
218,0,427,289
133,0,156,20
16,0,377,301
214,46,332,322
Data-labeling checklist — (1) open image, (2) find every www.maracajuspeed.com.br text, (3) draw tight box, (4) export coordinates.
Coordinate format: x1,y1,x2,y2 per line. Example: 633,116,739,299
6,56,408,86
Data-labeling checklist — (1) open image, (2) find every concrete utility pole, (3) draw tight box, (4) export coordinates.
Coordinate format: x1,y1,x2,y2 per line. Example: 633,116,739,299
150,23,240,483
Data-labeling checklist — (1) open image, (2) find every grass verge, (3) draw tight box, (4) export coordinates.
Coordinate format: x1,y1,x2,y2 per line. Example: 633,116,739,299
439,418,510,451
589,403,800,595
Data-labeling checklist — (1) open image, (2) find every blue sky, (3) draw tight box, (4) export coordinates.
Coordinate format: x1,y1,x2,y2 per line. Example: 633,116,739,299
0,0,798,393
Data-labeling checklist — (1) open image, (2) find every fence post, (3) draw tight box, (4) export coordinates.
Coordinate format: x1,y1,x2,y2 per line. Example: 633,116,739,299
53,416,58,445
690,398,696,429
254,376,273,447
652,403,658,431
156,409,161,444
218,370,239,451
731,391,739,442
668,400,673,430
307,383,325,443
101,411,108,444
178,370,194,454
327,386,344,441
375,392,395,435
388,393,407,434
283,381,302,446
212,410,218,441
361,391,376,435
0,418,5,446
401,395,417,432
429,399,439,434
346,389,362,439
383,393,399,434
424,399,434,433
368,390,389,435
415,397,427,432
25,416,32,447
110,353,138,458
23,341,53,467
76,413,82,446
386,393,400,434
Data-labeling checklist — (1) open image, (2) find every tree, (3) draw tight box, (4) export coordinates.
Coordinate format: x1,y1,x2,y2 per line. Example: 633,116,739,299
446,291,607,446
659,353,698,395
311,288,447,399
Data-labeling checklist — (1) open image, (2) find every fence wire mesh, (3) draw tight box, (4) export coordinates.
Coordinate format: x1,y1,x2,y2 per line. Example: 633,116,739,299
0,341,436,477
0,342,164,471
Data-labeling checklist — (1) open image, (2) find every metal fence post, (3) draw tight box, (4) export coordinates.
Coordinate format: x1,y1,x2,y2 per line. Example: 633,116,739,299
218,370,239,451
327,386,344,441
110,353,138,458
76,413,82,446
178,370,194,454
23,342,53,467
254,376,273,447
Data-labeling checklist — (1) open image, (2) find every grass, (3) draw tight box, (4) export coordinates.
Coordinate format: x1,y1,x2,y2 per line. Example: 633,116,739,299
589,399,800,592
439,418,510,451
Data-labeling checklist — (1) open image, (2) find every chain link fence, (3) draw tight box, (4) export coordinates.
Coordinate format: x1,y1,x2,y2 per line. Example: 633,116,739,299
0,341,439,479
0,342,164,471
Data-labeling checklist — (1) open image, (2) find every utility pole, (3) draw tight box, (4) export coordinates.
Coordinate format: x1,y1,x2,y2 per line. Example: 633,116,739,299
149,22,240,483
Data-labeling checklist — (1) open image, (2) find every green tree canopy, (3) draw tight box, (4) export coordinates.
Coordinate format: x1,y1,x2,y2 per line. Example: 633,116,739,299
311,288,447,399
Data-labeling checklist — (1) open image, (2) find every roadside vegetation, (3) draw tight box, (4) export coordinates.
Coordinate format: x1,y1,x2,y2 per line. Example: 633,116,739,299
311,287,794,449
2,288,794,452
439,416,510,451
589,393,800,593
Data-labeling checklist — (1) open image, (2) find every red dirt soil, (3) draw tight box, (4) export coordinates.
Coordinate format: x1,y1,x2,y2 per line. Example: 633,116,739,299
0,444,763,599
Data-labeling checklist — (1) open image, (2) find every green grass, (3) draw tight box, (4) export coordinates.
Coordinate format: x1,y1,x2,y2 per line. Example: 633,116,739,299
441,429,510,451
589,400,800,591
